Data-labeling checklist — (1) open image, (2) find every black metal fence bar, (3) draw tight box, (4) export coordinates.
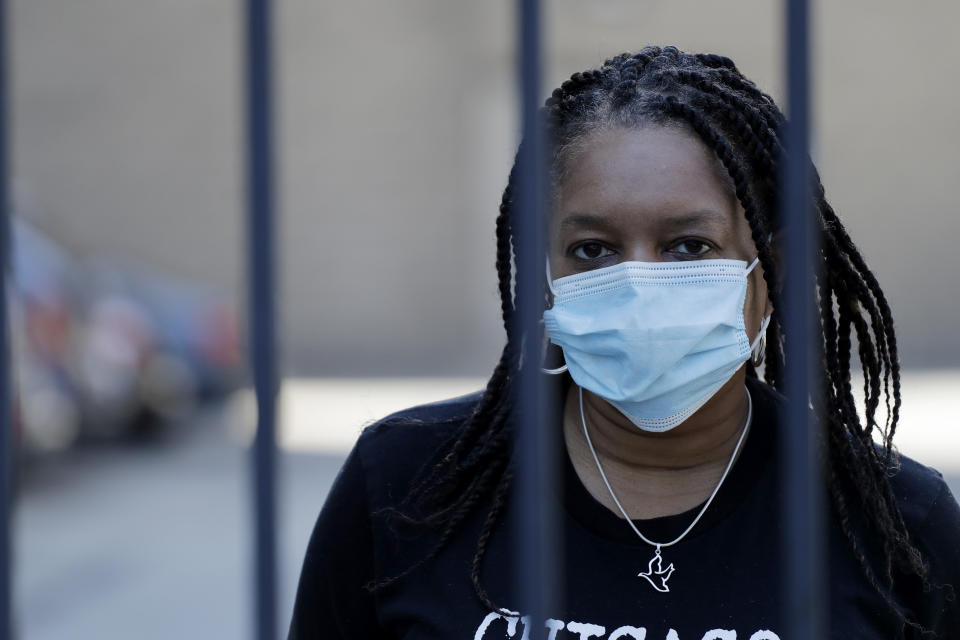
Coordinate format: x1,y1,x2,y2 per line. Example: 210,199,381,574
245,1,278,638
514,0,559,636
0,0,10,637
782,0,825,636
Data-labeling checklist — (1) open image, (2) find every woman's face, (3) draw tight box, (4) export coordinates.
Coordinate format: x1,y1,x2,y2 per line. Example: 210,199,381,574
548,125,771,340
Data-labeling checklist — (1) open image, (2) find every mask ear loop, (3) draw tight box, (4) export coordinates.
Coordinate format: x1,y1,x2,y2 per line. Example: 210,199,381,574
750,315,771,366
745,253,769,366
542,258,568,375
545,258,558,297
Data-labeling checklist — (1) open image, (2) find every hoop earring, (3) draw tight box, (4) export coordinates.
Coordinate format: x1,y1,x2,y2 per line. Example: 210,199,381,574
541,330,567,375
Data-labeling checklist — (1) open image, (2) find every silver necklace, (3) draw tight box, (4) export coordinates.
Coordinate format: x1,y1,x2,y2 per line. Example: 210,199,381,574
578,385,752,593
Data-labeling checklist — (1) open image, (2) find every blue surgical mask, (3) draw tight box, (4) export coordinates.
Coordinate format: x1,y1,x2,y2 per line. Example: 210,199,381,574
543,258,769,432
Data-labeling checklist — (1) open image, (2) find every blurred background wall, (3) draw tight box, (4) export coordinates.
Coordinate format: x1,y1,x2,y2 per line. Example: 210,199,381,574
10,0,960,378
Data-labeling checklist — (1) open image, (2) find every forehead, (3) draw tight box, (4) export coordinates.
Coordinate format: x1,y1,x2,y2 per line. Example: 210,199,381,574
555,125,740,227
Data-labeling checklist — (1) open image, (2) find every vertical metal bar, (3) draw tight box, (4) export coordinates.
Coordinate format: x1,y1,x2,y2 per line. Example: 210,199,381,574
782,0,825,636
0,0,10,637
514,0,558,636
245,0,277,638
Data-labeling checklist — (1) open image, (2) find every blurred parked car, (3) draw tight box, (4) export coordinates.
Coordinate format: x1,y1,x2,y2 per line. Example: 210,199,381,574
10,218,242,451
81,257,242,432
10,218,82,452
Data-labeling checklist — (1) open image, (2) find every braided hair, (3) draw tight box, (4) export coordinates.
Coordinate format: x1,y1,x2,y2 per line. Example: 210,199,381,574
374,46,927,632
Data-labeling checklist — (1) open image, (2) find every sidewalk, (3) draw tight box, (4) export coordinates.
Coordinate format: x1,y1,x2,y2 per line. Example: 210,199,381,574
233,370,960,474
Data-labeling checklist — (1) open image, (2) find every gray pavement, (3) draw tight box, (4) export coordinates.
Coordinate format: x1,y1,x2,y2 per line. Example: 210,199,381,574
11,404,960,639
14,406,344,640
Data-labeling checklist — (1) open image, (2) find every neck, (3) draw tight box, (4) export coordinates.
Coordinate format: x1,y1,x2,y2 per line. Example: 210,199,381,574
564,373,752,519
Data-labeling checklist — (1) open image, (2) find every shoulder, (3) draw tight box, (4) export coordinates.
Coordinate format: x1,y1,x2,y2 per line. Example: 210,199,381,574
745,375,960,542
357,390,483,455
364,390,483,433
288,393,484,639
886,453,960,628
887,453,956,529
887,453,960,568
352,390,484,506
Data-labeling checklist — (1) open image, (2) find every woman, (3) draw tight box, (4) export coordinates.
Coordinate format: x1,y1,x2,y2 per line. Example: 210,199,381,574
289,46,960,639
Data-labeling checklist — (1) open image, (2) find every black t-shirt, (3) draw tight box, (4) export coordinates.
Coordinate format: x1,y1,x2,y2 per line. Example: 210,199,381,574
288,378,960,639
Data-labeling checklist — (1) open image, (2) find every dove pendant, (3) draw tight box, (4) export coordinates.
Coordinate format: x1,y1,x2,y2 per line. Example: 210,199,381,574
638,545,675,593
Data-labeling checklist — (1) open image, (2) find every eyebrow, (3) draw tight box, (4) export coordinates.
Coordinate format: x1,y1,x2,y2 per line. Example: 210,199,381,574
659,210,729,230
558,210,729,231
558,213,617,231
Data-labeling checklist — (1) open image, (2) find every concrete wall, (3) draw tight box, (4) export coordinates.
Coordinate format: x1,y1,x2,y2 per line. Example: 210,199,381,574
11,1,960,374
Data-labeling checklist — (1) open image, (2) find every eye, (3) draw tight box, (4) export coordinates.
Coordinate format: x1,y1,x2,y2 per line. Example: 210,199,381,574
669,238,713,258
571,242,615,261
